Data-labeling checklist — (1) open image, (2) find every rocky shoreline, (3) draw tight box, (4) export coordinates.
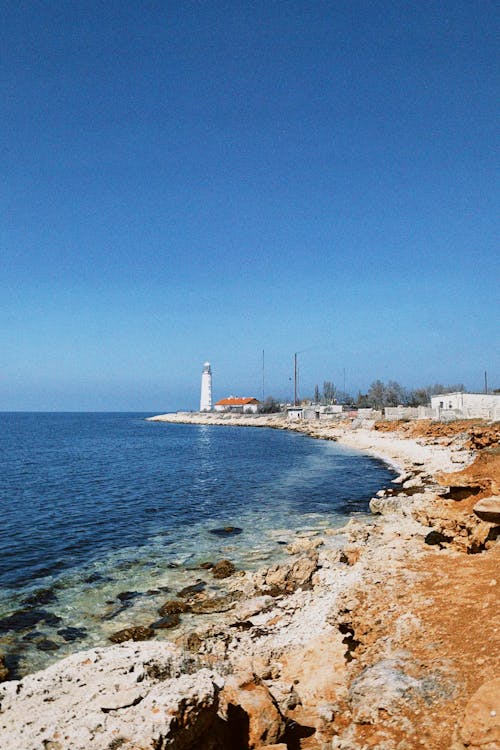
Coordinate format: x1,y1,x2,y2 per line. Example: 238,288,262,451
1,415,498,749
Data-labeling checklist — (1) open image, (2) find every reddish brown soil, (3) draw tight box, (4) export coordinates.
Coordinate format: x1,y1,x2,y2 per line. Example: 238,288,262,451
336,423,500,749
373,418,500,443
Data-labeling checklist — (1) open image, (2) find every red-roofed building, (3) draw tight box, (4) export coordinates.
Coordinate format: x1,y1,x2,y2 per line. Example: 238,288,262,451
214,397,261,414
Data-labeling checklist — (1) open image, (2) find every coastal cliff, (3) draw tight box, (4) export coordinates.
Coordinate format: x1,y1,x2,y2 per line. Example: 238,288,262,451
1,416,498,749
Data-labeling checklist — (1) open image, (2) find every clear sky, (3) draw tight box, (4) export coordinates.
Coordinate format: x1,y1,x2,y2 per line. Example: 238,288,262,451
2,1,499,411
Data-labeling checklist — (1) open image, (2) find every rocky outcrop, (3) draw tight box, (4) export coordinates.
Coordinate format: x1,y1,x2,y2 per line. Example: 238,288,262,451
219,672,286,748
253,552,319,595
0,643,225,750
473,495,500,524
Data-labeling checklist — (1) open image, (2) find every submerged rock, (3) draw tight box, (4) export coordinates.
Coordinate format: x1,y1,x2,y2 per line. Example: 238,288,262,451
177,581,207,598
209,526,243,537
57,627,88,642
0,609,58,634
109,626,155,644
212,560,236,579
150,613,181,629
117,590,141,602
36,639,60,652
20,588,57,607
158,599,192,616
83,571,112,584
21,631,46,642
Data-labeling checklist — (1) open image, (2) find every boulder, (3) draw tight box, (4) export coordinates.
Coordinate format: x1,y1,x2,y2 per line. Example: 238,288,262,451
456,678,500,750
286,536,323,555
473,496,500,525
219,672,286,749
256,553,319,595
108,625,154,643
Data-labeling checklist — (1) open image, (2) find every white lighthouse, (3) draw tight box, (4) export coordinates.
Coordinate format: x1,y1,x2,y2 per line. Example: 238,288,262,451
200,362,212,412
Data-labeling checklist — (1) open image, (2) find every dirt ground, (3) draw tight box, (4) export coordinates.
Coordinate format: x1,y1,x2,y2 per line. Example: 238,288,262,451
342,420,499,749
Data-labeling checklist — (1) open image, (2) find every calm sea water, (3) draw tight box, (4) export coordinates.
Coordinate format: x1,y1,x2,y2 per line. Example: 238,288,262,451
0,413,396,677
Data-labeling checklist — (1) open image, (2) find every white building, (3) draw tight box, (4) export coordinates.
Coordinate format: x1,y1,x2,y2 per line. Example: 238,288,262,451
199,362,212,412
214,397,260,414
431,392,500,420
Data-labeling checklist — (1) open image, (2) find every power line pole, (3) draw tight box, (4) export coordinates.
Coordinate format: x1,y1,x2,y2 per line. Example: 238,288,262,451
484,370,488,394
294,352,298,406
262,349,265,402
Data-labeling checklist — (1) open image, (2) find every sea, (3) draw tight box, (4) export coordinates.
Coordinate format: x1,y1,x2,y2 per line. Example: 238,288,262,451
0,412,396,678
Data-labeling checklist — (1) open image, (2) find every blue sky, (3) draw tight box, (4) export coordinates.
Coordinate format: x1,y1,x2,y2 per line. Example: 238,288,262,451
2,1,498,410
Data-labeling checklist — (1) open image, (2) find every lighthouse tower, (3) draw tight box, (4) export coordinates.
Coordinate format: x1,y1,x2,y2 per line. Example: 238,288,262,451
200,362,212,412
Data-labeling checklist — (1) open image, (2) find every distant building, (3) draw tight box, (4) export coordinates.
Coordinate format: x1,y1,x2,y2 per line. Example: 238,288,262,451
287,406,304,420
200,362,212,412
214,397,260,414
431,392,500,420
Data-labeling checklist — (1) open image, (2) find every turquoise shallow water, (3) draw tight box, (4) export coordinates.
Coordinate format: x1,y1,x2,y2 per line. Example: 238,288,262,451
0,413,396,676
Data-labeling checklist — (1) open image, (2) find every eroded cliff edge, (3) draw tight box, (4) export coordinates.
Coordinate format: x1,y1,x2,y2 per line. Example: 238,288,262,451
0,417,498,750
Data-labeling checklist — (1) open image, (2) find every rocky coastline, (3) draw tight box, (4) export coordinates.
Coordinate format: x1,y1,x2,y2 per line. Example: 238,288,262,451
0,415,498,749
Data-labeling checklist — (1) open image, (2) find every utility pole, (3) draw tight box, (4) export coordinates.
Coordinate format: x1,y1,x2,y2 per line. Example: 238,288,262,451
262,349,265,402
484,370,488,394
294,353,298,406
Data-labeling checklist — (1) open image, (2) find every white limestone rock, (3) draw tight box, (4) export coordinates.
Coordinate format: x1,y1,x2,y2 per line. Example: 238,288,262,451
0,642,224,750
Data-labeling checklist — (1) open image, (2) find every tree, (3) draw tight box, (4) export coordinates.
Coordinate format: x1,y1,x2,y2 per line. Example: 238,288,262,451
408,383,467,406
407,388,429,406
366,380,386,409
314,384,320,404
260,396,281,413
356,391,370,408
322,381,337,404
336,390,353,405
384,380,406,406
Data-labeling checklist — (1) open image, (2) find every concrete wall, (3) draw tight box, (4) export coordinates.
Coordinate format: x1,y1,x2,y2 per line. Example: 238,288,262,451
431,393,500,420
384,406,433,420
317,405,343,421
